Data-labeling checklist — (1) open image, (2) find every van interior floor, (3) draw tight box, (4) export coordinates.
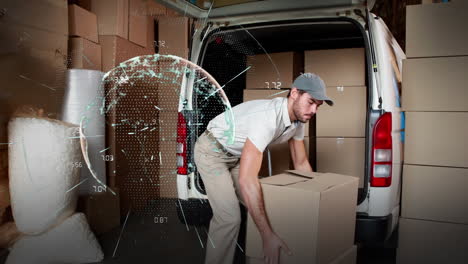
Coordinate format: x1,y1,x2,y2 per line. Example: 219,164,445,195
0,198,396,264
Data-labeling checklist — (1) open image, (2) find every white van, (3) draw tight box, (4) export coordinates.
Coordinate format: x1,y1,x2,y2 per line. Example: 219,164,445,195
165,0,405,245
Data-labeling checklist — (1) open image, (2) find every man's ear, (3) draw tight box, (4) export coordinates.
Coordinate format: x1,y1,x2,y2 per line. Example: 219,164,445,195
290,87,299,100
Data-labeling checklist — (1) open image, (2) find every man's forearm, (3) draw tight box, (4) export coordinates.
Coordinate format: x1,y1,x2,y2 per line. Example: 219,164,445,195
240,179,273,237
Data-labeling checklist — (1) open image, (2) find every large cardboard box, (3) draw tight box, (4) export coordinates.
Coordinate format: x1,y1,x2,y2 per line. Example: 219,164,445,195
68,37,102,70
68,4,99,43
246,52,303,89
406,2,468,58
401,165,468,224
246,170,358,264
1,0,68,35
305,48,365,87
91,0,129,39
316,138,365,188
158,17,190,59
77,188,120,235
129,0,148,47
397,218,468,264
99,35,152,72
402,56,468,112
316,86,366,137
404,112,468,168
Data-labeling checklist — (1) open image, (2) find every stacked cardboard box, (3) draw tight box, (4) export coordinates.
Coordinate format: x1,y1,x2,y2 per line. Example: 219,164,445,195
243,53,306,176
398,2,468,263
68,4,102,70
246,170,359,264
305,48,366,188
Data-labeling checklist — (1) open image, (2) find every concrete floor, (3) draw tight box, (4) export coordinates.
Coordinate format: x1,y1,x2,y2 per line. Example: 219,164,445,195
0,199,396,264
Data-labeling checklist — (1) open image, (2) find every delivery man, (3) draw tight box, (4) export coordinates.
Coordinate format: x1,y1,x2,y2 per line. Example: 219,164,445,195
194,73,334,264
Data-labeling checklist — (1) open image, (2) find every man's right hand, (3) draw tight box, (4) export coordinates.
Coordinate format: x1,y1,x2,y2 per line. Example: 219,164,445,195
262,232,292,264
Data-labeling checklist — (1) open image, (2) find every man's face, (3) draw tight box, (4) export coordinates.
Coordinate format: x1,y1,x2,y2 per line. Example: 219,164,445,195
292,90,323,123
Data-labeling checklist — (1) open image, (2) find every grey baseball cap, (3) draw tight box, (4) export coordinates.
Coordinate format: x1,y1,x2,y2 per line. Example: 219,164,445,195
292,73,334,106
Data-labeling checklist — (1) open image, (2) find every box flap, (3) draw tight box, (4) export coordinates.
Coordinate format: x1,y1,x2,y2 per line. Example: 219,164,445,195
260,174,308,186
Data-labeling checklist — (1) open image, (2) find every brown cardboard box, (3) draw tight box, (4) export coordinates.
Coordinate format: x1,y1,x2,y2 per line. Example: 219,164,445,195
68,4,99,43
402,57,468,112
329,245,357,264
147,0,166,16
404,112,468,168
129,0,148,47
243,89,310,136
316,86,366,137
68,37,102,70
91,0,129,39
1,1,68,122
406,2,468,58
401,165,468,224
158,17,190,59
1,0,68,35
99,35,152,72
0,178,10,209
78,188,120,235
397,218,468,264
316,137,365,188
246,52,303,89
246,170,358,264
305,48,365,87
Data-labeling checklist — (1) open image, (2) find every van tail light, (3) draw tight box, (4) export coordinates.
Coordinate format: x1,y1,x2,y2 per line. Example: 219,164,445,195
177,112,188,175
371,112,392,187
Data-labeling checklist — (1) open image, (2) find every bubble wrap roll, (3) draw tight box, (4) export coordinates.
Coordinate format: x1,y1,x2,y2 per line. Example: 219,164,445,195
8,117,81,234
62,69,106,195
6,213,104,264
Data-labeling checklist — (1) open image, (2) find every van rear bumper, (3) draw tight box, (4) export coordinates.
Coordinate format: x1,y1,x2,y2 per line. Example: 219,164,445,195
355,213,393,244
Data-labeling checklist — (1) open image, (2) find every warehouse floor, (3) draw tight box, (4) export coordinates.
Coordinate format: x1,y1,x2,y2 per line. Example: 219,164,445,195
0,199,396,264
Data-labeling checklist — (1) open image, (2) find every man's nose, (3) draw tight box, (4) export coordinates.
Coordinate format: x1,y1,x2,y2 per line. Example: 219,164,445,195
310,104,318,114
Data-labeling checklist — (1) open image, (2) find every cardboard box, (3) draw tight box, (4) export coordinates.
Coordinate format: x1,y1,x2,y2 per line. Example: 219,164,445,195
1,16,68,120
402,165,468,224
147,0,166,16
158,17,189,59
406,2,468,58
1,0,68,35
77,188,120,235
305,48,365,87
404,112,468,168
246,170,358,264
316,86,366,137
129,0,148,47
68,37,102,70
246,52,303,89
91,0,129,39
99,35,152,72
0,178,10,209
397,218,468,264
329,245,357,264
68,4,99,43
316,137,365,188
402,57,468,112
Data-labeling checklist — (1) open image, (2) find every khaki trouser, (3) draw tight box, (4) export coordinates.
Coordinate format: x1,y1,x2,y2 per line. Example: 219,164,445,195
194,131,245,264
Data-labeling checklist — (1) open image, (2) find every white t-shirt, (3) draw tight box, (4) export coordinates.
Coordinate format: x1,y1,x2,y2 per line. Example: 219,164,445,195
207,97,305,156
